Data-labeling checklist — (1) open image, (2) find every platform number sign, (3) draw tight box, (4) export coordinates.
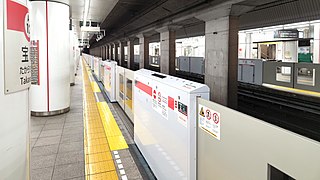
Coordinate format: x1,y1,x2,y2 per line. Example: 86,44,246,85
4,0,31,94
198,104,221,140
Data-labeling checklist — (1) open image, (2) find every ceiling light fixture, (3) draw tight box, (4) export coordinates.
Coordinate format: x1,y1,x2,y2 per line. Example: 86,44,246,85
81,0,91,46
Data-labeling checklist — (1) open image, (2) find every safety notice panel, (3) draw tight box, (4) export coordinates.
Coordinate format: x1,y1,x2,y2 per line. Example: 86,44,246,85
151,87,168,120
198,104,221,140
4,0,31,93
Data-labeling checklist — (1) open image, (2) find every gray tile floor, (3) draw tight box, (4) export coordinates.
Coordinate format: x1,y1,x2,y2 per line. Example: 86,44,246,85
30,69,85,180
30,64,153,180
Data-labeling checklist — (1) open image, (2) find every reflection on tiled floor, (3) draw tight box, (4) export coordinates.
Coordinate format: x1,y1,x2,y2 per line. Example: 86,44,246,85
30,67,85,180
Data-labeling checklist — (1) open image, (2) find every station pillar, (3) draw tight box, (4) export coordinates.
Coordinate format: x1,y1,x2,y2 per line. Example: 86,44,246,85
114,43,119,63
109,44,113,60
197,13,239,109
314,24,320,64
157,27,177,75
127,38,135,69
69,30,75,86
109,44,112,60
106,45,110,59
137,34,150,69
119,41,126,66
0,0,30,179
29,0,71,116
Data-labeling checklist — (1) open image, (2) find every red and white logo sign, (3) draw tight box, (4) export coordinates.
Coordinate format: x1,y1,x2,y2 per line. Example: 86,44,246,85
105,65,111,71
206,109,211,120
213,113,219,124
7,0,30,42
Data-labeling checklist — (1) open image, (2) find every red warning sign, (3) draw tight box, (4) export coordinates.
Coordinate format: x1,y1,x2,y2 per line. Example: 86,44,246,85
153,89,156,99
213,113,219,124
206,109,211,120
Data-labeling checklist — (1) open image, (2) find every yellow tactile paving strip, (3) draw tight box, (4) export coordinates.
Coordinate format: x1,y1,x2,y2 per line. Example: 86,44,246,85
97,102,129,151
82,58,129,179
91,82,101,92
82,60,118,180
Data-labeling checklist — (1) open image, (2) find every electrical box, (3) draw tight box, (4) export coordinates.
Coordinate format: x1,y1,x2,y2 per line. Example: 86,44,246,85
178,56,190,72
238,59,263,85
134,69,210,180
177,56,205,75
102,60,117,102
190,57,204,75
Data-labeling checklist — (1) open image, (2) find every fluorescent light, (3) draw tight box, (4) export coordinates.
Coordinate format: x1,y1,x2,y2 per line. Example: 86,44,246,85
82,0,91,44
83,0,90,27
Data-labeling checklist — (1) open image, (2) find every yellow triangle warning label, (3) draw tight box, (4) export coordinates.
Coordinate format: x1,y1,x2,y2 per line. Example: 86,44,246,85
200,107,205,117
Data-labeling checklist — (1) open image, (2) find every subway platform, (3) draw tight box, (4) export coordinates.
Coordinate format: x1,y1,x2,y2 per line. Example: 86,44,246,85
30,60,153,180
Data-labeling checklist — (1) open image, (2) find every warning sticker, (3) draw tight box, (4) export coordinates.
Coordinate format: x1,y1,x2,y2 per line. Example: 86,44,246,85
177,101,188,127
198,104,220,140
152,88,168,120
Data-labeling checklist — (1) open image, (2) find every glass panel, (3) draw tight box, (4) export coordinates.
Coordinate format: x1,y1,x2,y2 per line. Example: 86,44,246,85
297,68,315,86
119,74,124,100
125,78,133,110
276,66,291,83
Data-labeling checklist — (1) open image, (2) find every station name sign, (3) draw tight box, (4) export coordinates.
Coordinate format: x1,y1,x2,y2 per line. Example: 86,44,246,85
4,0,31,94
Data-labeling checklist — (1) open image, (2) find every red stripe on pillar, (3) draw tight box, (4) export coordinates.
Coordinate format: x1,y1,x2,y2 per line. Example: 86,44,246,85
46,0,50,112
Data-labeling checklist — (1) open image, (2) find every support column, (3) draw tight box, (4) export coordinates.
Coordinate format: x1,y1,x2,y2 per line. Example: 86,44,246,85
137,34,150,69
110,44,114,60
314,24,320,64
100,46,103,58
114,43,119,63
30,0,71,115
228,16,239,109
102,46,106,59
245,33,252,59
109,44,113,60
157,27,177,75
127,38,135,69
201,15,239,109
106,45,110,59
119,41,125,66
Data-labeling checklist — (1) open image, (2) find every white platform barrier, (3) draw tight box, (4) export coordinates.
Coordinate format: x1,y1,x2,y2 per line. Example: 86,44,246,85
134,69,209,180
102,60,117,102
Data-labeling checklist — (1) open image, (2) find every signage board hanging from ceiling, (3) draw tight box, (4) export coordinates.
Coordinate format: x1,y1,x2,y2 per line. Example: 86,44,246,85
274,29,299,39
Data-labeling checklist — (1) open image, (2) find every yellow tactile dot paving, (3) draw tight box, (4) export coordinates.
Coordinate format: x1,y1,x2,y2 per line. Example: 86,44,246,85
88,152,113,164
86,144,110,154
107,136,128,151
82,60,118,179
91,82,101,92
97,102,128,151
86,160,116,174
86,171,118,180
87,138,108,147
